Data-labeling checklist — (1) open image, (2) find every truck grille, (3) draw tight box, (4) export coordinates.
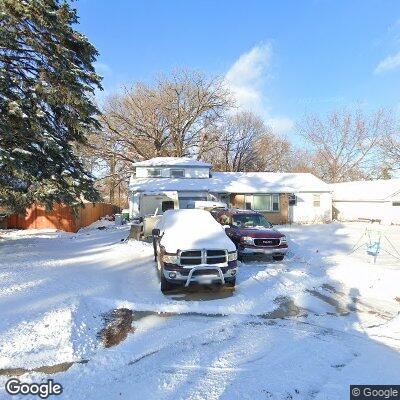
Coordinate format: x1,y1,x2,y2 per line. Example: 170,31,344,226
192,269,219,276
180,250,227,266
253,238,280,247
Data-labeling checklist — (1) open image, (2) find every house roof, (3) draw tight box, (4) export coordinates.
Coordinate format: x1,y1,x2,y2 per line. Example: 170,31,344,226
129,172,330,194
331,179,400,201
212,172,330,193
132,157,212,168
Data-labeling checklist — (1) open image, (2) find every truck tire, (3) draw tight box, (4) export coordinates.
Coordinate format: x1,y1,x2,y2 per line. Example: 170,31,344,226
273,255,284,261
160,270,176,293
225,277,236,288
152,238,157,261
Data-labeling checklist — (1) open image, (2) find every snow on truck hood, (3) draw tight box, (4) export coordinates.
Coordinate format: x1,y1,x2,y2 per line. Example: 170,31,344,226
158,209,236,253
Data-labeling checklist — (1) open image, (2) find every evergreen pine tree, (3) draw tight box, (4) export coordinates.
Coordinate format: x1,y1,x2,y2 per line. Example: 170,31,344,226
0,0,102,213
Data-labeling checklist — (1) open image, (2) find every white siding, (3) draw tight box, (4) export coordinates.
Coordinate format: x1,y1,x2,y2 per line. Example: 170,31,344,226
185,168,209,178
291,192,332,223
178,191,209,209
129,192,140,217
388,194,400,224
135,166,209,178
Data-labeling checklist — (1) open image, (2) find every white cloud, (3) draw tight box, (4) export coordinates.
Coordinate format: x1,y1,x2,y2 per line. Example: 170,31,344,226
92,62,126,107
267,117,294,135
94,62,112,77
374,51,400,74
224,43,294,134
224,43,272,113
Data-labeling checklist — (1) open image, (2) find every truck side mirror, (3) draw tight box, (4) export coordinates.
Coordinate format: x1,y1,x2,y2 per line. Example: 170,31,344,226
152,228,160,237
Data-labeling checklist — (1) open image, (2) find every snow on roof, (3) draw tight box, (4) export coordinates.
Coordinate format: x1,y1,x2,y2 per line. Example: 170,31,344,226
158,209,236,253
129,172,330,193
212,172,330,193
129,177,213,192
132,157,212,168
331,179,400,201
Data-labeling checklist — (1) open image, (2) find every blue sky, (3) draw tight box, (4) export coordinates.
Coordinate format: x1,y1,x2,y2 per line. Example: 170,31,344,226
76,0,400,139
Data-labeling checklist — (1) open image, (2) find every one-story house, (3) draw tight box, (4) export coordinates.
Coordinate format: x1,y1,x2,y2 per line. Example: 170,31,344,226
331,179,400,225
129,157,332,224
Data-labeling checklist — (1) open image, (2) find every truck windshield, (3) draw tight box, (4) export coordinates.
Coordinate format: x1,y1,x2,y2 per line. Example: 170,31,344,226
232,214,272,229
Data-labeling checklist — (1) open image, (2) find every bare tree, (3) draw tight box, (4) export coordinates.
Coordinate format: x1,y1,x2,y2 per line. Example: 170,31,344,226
204,112,263,172
78,70,230,203
100,84,170,163
380,121,400,176
205,111,301,173
299,109,391,182
288,149,316,173
74,132,130,206
253,132,294,172
97,70,230,164
157,70,231,157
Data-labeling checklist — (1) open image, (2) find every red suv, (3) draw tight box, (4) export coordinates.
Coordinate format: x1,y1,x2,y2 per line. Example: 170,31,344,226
211,209,288,261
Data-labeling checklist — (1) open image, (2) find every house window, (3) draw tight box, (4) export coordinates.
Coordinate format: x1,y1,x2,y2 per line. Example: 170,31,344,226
253,195,272,211
170,169,185,178
243,194,280,212
245,195,252,210
393,202,400,206
272,194,280,211
313,194,321,207
161,201,175,212
147,168,161,177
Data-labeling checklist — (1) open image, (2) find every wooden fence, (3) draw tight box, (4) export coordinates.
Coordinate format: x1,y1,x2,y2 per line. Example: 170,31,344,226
6,203,119,233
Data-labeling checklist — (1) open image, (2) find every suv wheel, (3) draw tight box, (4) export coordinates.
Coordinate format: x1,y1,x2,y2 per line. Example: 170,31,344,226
273,255,284,261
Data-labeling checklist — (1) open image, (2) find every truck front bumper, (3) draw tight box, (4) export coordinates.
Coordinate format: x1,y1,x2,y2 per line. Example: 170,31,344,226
239,246,288,256
163,263,238,287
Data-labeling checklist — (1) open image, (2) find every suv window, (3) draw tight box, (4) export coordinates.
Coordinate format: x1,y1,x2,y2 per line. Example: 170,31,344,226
232,214,272,228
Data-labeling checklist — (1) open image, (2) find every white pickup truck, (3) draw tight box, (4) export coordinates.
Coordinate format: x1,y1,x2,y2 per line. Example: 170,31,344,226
152,209,238,293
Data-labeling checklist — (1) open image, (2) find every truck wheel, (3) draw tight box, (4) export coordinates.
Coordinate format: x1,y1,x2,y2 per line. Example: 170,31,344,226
225,277,236,288
156,253,162,273
273,255,284,261
160,271,175,293
152,238,157,261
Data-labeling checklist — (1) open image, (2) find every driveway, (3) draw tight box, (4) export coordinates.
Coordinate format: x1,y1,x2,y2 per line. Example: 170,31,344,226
0,222,399,399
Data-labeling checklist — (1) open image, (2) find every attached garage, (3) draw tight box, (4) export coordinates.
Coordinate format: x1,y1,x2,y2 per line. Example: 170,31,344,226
331,179,400,225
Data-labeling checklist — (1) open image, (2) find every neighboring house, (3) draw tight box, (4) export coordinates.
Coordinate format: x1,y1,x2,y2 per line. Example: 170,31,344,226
331,179,400,225
129,157,332,224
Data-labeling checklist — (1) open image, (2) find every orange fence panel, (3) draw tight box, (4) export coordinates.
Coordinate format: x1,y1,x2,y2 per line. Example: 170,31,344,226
6,203,119,233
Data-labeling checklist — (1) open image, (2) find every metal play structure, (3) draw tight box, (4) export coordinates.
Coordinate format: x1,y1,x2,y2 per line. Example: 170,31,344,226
349,228,400,263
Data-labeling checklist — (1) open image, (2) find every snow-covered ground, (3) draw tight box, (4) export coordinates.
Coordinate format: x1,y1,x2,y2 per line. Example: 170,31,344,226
0,221,399,399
